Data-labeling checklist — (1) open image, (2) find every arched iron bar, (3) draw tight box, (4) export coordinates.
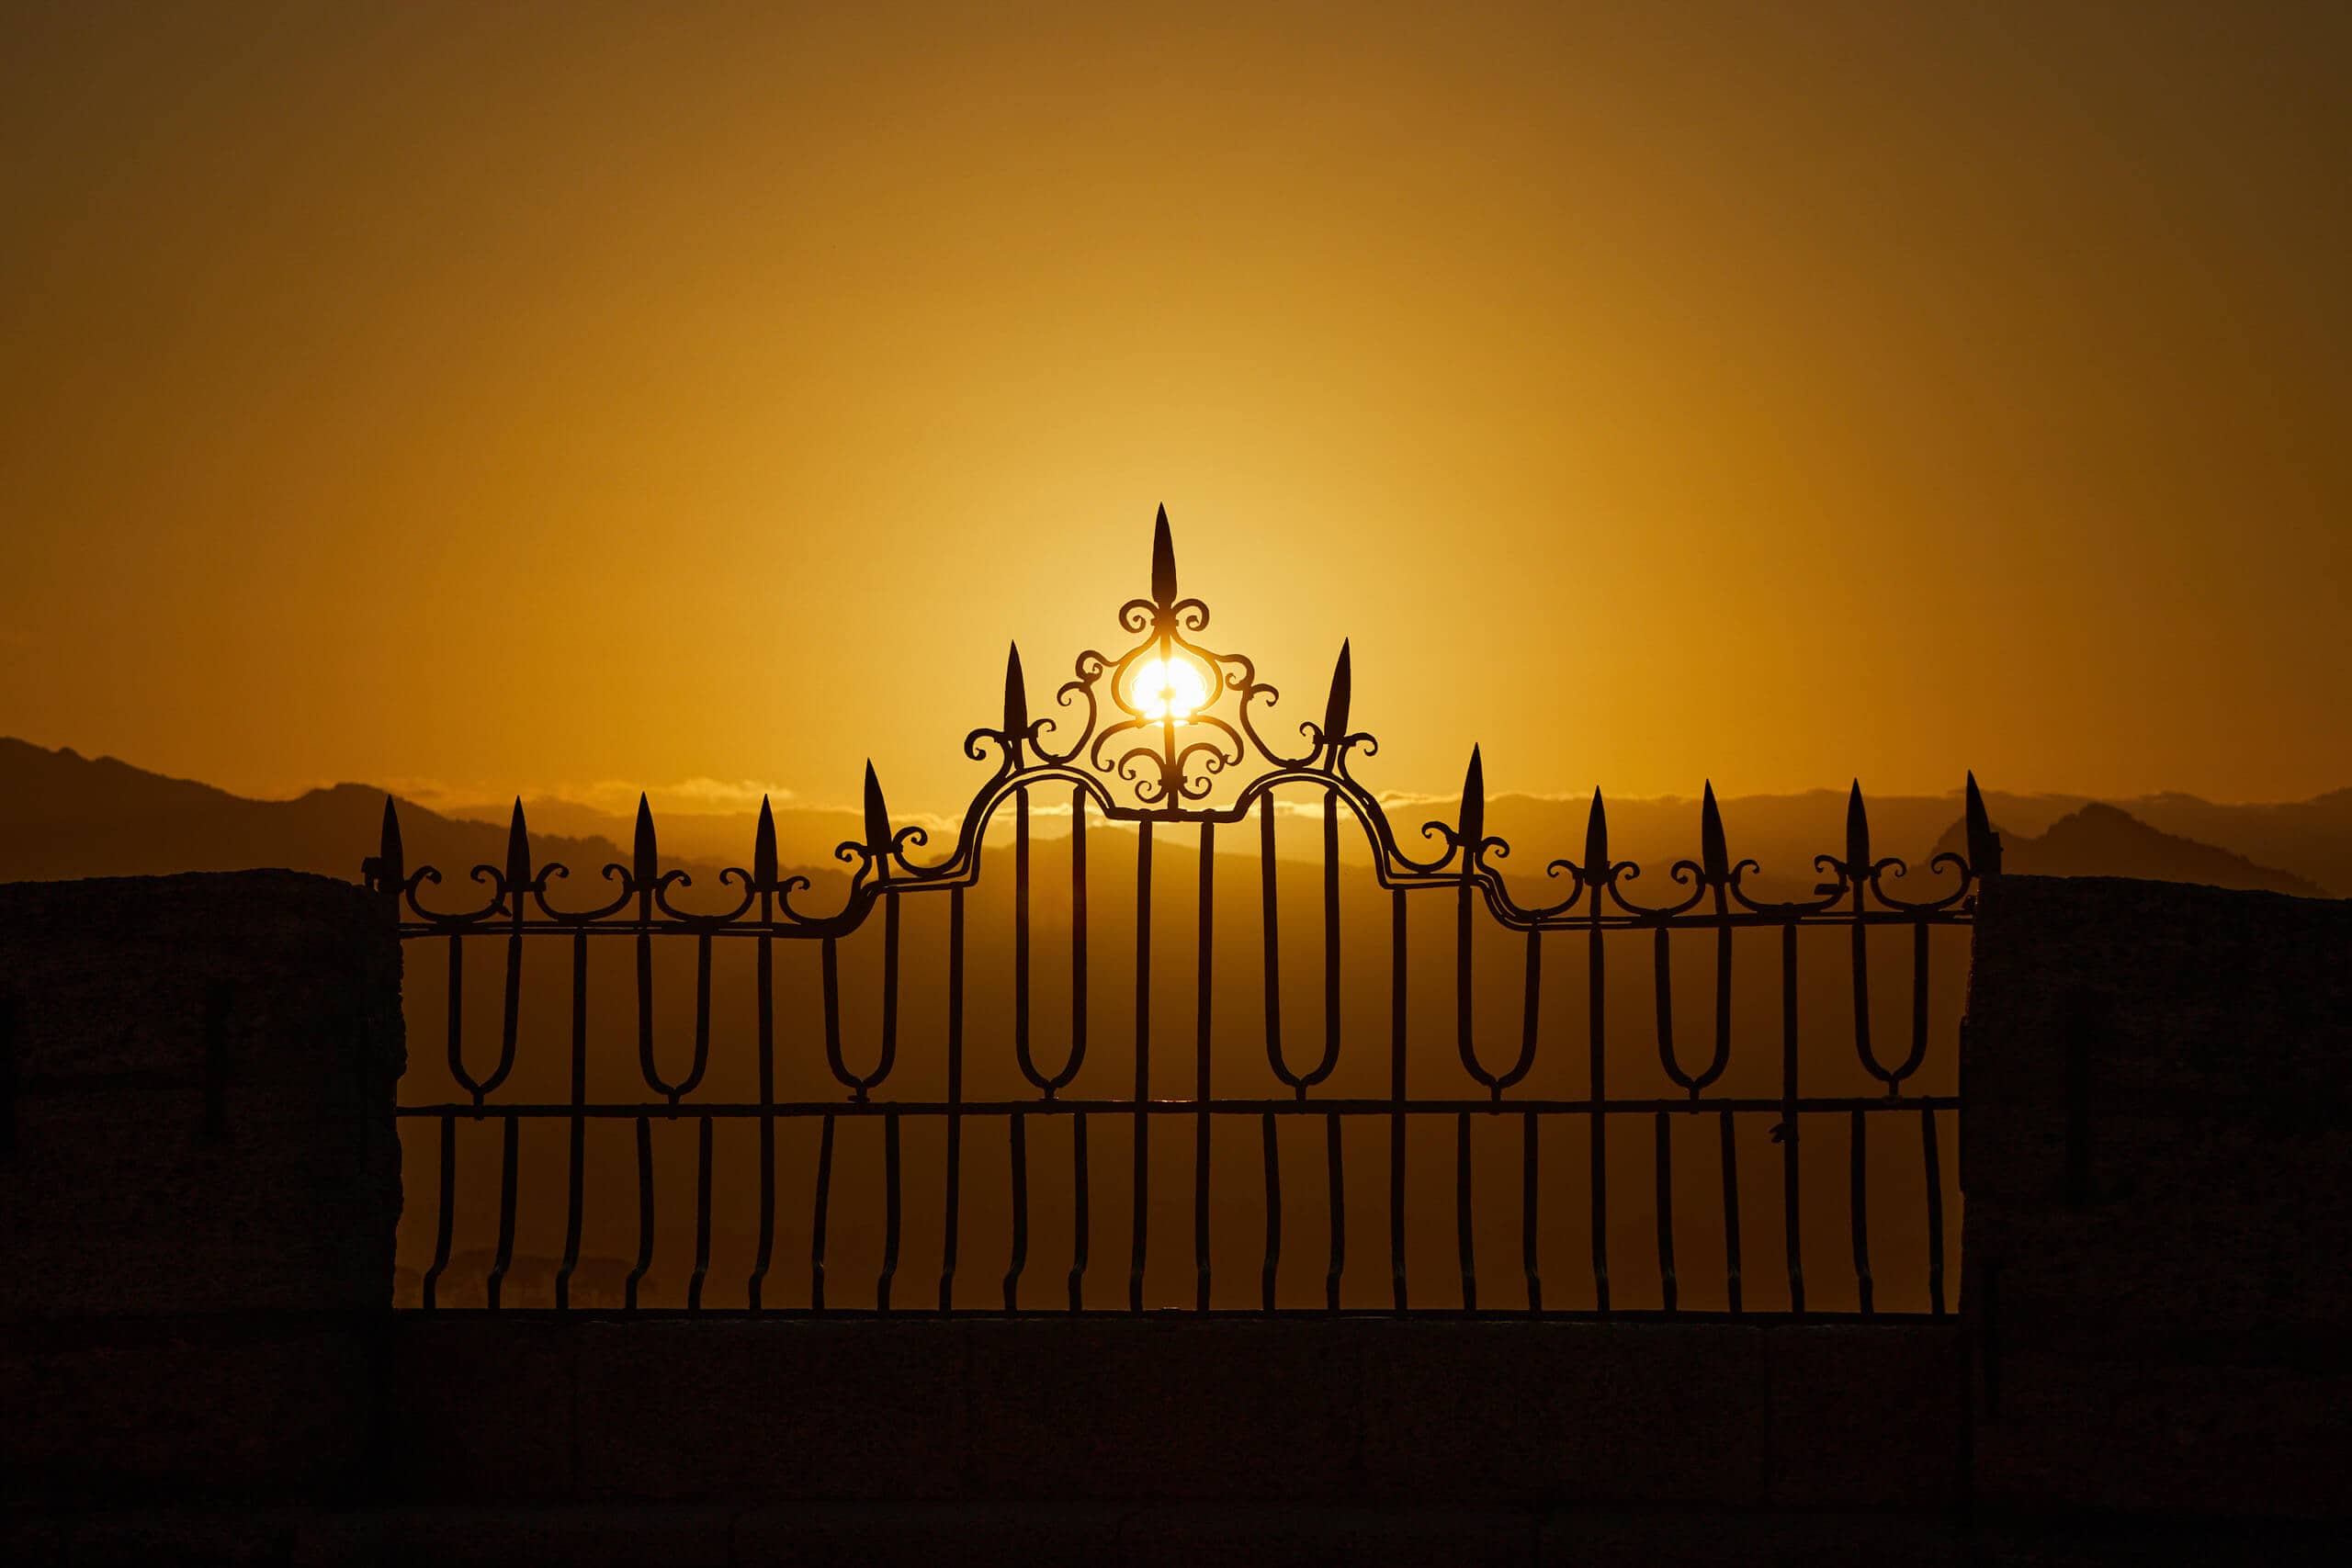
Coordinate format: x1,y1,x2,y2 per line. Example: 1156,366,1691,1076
381,507,1987,953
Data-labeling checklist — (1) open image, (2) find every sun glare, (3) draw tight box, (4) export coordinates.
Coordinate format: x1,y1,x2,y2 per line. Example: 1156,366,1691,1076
1136,656,1211,721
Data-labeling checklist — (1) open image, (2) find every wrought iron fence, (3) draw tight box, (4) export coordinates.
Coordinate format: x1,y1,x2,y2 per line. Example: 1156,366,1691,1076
372,508,1998,1316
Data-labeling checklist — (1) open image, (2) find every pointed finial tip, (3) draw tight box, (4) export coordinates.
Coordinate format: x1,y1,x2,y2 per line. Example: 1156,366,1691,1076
1150,505,1177,604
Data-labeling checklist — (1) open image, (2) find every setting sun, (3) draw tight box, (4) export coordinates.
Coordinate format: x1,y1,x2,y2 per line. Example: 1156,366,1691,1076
1135,655,1211,722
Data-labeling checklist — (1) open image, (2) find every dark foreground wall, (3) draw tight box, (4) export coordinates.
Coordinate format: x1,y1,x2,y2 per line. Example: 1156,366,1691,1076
6,869,2351,1562
0,872,403,1500
386,1314,1959,1510
1965,874,2352,1521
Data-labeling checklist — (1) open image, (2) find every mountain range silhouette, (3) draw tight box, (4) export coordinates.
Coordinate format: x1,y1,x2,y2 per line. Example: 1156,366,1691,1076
5,736,2340,897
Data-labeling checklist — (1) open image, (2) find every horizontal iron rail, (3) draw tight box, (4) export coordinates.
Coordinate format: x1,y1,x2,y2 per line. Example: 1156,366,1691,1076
386,1307,1918,1323
396,908,1974,936
397,1095,1959,1117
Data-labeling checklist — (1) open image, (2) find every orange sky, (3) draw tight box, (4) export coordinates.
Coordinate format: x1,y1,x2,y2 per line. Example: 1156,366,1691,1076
4,1,2346,815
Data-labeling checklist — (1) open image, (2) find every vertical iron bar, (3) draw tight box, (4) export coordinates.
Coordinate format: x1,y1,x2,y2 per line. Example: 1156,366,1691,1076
1721,1110,1743,1314
558,931,586,1309
1390,889,1408,1311
1714,916,1734,1089
688,1113,713,1311
1909,920,1929,1093
446,937,468,1109
1522,1109,1542,1313
1005,1110,1028,1311
1456,874,1476,1088
1015,787,1033,1088
1589,917,1610,1314
500,928,522,1101
1655,1111,1677,1313
810,1111,836,1312
1261,1110,1282,1312
1325,1110,1345,1313
636,922,656,1098
424,1111,455,1309
1923,1106,1947,1316
1850,1108,1874,1314
1456,1111,1476,1311
1781,921,1805,1314
1195,821,1214,1312
876,892,900,1093
1518,927,1541,1094
1850,891,1873,1079
1069,1111,1090,1311
690,931,712,1099
1322,785,1340,1088
1131,820,1152,1312
1653,926,1674,1082
1259,794,1283,1089
1070,787,1088,1091
488,1112,518,1309
751,929,775,1310
940,886,965,1312
627,1113,652,1311
879,1111,902,1313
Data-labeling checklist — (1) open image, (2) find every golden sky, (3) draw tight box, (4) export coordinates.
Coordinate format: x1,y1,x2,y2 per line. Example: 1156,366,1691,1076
5,1,2347,814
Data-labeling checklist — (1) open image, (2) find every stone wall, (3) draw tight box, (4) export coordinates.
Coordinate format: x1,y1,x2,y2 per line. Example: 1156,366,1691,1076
1963,874,2352,1520
0,871,403,1501
383,1314,1962,1511
8,864,2352,1537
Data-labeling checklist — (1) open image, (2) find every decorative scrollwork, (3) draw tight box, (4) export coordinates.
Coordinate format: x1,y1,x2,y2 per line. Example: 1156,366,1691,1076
368,509,1997,943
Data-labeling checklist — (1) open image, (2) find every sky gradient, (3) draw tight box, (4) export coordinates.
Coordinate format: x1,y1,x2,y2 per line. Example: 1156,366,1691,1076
5,1,2347,815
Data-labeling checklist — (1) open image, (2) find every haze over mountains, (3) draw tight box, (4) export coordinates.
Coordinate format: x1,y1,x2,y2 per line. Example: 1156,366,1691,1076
3,737,2343,898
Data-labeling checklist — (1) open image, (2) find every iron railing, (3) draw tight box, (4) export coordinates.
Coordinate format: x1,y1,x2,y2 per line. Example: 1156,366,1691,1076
372,508,1999,1316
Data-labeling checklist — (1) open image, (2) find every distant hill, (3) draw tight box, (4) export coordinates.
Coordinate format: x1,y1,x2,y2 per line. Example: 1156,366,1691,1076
2118,789,2352,898
3,736,2342,901
0,739,843,912
1932,801,2325,897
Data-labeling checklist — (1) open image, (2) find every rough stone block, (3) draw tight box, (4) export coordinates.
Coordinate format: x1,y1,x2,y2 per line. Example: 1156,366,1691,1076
1354,1320,1770,1506
962,1316,1363,1502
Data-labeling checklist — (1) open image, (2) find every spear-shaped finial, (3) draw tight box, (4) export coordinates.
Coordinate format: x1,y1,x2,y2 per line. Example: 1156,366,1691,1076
503,797,532,893
1699,781,1730,886
863,761,891,849
753,795,779,887
633,794,659,887
1150,503,1177,608
1002,641,1029,759
1457,745,1486,854
1845,780,1871,873
368,794,405,894
1964,771,2002,876
1322,639,1352,749
1584,786,1611,879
